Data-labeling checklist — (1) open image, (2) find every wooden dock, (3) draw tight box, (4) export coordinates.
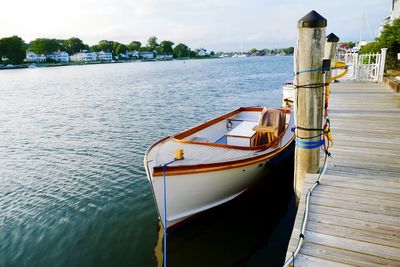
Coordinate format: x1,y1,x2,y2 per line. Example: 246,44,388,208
285,82,400,266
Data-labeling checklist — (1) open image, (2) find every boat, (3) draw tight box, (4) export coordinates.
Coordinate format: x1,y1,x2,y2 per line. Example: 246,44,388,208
144,107,295,231
282,81,295,108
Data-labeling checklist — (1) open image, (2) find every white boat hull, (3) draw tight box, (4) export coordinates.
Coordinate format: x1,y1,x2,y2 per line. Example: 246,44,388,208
144,107,294,231
147,158,270,229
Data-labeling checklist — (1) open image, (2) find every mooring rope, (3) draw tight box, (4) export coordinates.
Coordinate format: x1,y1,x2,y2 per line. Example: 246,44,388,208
162,159,175,267
283,62,348,267
161,153,184,267
283,145,332,267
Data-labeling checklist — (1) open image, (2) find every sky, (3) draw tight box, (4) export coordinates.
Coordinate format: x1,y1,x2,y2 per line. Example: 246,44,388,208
0,0,392,51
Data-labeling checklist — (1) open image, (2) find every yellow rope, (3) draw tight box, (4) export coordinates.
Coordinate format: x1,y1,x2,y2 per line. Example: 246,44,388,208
324,61,348,148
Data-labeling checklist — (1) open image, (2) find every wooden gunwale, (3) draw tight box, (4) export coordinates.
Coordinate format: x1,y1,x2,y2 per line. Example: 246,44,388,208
173,106,262,141
225,134,253,139
147,106,293,177
152,138,294,176
172,107,290,151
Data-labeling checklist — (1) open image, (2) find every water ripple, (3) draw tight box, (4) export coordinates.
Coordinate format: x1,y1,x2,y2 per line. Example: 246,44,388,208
0,56,293,267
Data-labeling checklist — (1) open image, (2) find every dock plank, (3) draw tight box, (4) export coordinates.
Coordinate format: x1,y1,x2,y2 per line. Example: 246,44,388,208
295,242,399,267
285,82,400,266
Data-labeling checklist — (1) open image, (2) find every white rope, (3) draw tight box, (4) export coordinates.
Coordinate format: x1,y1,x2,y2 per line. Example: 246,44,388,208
283,152,331,267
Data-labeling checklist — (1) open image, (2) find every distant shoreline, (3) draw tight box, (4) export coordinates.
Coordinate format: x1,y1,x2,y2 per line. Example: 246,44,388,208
0,55,293,71
0,57,207,70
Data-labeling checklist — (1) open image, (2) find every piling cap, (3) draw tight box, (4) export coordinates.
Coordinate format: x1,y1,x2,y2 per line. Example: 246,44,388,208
326,33,339,43
298,10,327,28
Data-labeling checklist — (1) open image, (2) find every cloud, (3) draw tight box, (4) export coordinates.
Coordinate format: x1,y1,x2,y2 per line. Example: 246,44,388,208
0,0,392,51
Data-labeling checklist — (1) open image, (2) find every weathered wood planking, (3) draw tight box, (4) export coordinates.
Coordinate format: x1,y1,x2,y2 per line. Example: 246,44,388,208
285,82,400,266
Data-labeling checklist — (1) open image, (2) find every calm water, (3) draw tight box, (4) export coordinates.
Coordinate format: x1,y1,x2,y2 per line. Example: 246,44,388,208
0,57,295,267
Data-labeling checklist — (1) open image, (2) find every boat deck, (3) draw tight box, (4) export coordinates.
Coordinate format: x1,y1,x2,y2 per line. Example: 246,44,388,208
145,111,294,169
148,139,261,167
285,82,400,266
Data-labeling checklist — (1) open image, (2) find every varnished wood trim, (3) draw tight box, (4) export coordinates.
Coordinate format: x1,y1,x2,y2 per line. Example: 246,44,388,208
147,107,294,176
173,107,263,140
226,134,253,139
152,136,294,177
173,107,290,151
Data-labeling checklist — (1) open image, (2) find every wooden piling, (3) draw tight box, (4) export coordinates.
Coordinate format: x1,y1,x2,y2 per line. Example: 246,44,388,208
294,10,327,202
324,33,339,80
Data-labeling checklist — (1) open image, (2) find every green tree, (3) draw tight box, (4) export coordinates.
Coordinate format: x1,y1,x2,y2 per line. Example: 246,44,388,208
377,18,400,70
147,36,159,51
127,41,141,51
29,38,63,54
95,40,114,52
283,47,294,54
263,48,271,54
359,42,381,54
90,44,98,51
248,48,258,55
115,43,128,56
0,35,26,64
173,43,190,58
63,37,88,54
210,51,215,56
159,40,174,53
112,42,121,55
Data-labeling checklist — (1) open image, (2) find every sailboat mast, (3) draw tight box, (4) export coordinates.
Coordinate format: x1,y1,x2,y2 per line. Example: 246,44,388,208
359,9,365,43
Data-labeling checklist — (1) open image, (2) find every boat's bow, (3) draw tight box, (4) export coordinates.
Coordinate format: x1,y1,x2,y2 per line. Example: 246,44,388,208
144,107,294,229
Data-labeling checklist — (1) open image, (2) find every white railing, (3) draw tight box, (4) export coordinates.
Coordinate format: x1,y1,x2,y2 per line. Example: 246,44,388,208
335,48,387,82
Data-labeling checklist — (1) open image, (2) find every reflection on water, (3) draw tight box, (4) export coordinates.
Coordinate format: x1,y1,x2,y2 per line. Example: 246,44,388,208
0,57,294,267
160,150,296,267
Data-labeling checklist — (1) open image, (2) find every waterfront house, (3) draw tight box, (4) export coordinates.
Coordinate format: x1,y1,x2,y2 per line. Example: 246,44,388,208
379,0,400,34
126,50,139,58
26,52,46,62
97,51,113,61
391,0,400,21
197,48,207,57
70,50,97,62
139,51,154,59
118,53,129,59
338,44,351,53
156,53,173,60
47,51,69,62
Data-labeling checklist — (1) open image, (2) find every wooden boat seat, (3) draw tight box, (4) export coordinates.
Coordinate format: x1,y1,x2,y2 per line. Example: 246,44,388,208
252,108,286,146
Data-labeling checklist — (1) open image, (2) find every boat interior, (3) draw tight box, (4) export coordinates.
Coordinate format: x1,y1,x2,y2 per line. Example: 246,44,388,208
173,107,289,149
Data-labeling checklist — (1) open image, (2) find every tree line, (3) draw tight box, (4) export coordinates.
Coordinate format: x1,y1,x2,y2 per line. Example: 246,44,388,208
359,17,400,70
247,47,294,55
0,35,207,64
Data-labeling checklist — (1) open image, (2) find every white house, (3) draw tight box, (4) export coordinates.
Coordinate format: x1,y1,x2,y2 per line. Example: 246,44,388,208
126,50,139,58
380,0,400,34
391,0,400,21
139,51,154,59
70,50,97,62
156,53,173,60
47,51,69,62
26,52,46,62
118,53,129,59
97,51,113,61
197,48,207,57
